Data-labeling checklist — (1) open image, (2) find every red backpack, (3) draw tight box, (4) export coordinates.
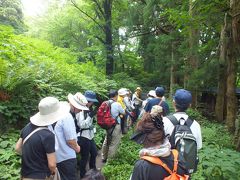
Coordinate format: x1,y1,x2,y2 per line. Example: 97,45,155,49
97,100,117,129
141,149,189,180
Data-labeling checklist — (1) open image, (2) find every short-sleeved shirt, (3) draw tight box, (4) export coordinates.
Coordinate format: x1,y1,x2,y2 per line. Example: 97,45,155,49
20,123,55,179
110,100,125,124
163,112,202,150
54,112,78,163
144,98,170,116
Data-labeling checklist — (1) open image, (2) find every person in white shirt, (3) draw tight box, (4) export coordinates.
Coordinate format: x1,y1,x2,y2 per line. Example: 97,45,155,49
76,90,99,178
51,92,88,180
163,89,202,150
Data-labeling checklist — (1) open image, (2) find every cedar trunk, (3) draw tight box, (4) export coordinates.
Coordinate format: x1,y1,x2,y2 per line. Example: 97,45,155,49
169,43,176,99
215,17,228,123
104,0,114,75
188,0,199,108
226,0,240,133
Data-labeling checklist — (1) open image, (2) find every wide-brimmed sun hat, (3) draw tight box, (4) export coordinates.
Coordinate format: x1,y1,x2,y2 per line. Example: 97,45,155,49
68,92,89,110
30,97,70,126
84,90,98,103
118,88,128,96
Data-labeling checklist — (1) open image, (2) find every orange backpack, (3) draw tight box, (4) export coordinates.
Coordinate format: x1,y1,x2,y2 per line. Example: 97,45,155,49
141,149,189,180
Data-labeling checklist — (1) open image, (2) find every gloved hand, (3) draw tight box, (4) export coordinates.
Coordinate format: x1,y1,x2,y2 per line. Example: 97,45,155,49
89,110,96,118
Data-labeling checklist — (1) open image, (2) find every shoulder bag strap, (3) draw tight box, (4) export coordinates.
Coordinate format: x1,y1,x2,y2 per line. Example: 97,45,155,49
141,156,173,175
23,127,48,145
171,149,179,173
158,99,163,106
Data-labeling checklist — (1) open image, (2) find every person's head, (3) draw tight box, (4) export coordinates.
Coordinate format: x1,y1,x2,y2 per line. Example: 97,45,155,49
84,90,98,107
155,86,165,97
118,88,128,97
109,89,118,100
173,89,192,112
132,105,165,148
68,92,89,113
30,96,70,126
147,90,156,98
135,87,142,93
81,169,105,180
127,89,132,97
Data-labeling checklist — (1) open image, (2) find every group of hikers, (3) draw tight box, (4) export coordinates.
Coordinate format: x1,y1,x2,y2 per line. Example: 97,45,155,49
15,86,202,180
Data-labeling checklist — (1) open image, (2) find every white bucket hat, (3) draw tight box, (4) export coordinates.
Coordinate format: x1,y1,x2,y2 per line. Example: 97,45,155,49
30,97,70,126
68,92,89,110
148,90,156,97
118,88,128,96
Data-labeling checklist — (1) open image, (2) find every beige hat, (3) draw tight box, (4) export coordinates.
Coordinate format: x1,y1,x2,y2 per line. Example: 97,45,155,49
68,92,89,110
135,87,142,91
150,105,163,116
30,97,70,126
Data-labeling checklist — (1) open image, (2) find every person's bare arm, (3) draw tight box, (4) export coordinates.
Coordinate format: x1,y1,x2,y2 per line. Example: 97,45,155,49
67,140,80,153
47,152,56,174
15,138,23,155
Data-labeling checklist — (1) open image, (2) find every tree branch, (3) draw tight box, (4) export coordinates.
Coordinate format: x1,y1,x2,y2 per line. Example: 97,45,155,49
128,25,169,38
93,0,105,18
70,0,105,31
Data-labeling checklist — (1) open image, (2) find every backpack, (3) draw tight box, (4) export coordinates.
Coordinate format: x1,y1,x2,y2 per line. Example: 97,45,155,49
97,100,117,129
141,149,189,180
167,115,198,174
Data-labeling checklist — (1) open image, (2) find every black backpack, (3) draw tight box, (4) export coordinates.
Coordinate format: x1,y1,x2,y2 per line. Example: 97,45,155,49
167,115,198,174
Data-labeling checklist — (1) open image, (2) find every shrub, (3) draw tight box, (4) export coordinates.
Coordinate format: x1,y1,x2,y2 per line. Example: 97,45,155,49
0,130,21,180
0,25,116,129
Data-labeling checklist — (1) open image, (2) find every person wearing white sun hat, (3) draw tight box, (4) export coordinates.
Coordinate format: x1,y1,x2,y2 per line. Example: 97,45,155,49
49,92,89,180
15,96,70,180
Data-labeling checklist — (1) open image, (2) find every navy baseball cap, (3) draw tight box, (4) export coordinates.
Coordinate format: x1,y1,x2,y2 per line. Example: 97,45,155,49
155,87,165,96
84,90,98,103
173,89,192,109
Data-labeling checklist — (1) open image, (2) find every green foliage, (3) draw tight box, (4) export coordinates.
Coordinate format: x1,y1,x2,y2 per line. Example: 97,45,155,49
0,25,116,128
112,72,139,92
0,0,26,33
102,130,141,179
0,130,21,180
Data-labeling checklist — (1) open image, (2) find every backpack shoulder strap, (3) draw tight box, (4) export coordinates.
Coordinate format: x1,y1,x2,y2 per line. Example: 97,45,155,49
141,156,172,175
23,127,48,145
171,149,179,173
185,117,194,127
166,115,179,125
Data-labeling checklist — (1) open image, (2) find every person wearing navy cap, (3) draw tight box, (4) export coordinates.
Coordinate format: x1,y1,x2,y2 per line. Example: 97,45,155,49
163,89,202,173
75,90,99,178
144,86,170,116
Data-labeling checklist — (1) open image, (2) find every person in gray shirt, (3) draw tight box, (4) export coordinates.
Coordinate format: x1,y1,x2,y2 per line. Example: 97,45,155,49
101,90,125,163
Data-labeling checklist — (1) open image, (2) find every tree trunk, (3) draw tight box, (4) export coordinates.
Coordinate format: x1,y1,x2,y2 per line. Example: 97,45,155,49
226,0,240,133
104,0,114,75
215,15,228,123
169,43,176,99
188,0,199,108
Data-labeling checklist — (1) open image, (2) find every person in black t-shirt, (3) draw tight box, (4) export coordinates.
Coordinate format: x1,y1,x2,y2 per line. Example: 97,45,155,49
15,97,70,179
